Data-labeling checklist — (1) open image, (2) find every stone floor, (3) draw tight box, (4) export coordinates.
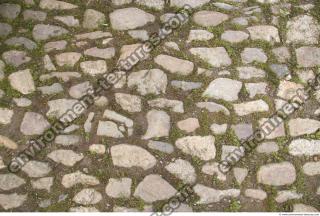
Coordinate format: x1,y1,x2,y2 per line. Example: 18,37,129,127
0,0,319,212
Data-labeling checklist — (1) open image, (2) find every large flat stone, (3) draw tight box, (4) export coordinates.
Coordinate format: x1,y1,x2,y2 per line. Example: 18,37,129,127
39,0,78,10
193,184,240,204
234,100,269,116
32,24,68,41
128,69,167,95
286,15,320,45
189,47,232,67
8,69,35,95
175,136,216,160
296,47,320,67
247,25,280,43
289,139,320,156
111,144,156,170
170,0,210,8
110,8,155,30
0,193,27,210
193,11,228,27
134,175,176,203
83,9,106,29
0,3,21,20
20,112,50,135
154,55,194,75
257,162,296,186
289,118,320,137
202,78,242,101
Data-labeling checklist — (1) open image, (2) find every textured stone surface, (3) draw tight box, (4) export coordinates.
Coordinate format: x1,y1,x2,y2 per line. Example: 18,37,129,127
33,24,68,41
202,162,226,181
115,93,141,112
31,177,54,192
187,30,214,42
143,110,170,139
23,10,47,21
62,171,99,188
277,80,304,100
245,189,267,200
193,184,240,204
148,98,183,113
302,162,320,176
0,174,25,191
48,150,83,166
286,15,320,44
22,161,51,178
136,0,164,10
272,47,291,63
202,78,242,101
84,47,115,59
8,69,35,94
234,100,269,116
73,188,102,205
222,30,249,43
175,136,216,160
165,159,196,184
128,69,167,95
190,47,232,67
241,48,267,64
39,0,77,10
147,141,174,154
0,193,27,210
0,23,12,38
83,9,105,29
3,50,31,67
0,109,14,125
247,25,280,43
256,142,279,154
196,102,230,115
55,52,81,67
170,0,210,8
257,162,296,186
154,55,194,75
289,139,320,156
288,118,320,136
293,204,319,212
275,190,303,203
80,60,107,76
110,8,155,30
5,37,37,50
134,175,176,202
111,144,156,170
193,11,229,27
106,178,132,198
20,112,50,135
238,68,264,80
177,118,199,133
97,121,124,138
296,47,320,67
233,168,248,185
0,3,21,19
0,135,17,149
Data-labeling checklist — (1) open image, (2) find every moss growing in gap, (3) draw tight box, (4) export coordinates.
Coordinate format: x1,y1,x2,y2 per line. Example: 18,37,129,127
224,129,241,146
311,0,320,22
0,78,22,99
169,127,184,143
259,3,272,23
127,198,145,211
264,186,278,211
198,110,212,135
228,198,242,212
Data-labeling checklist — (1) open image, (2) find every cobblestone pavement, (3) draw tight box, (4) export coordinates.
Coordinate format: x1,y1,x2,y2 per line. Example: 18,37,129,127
0,0,319,212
